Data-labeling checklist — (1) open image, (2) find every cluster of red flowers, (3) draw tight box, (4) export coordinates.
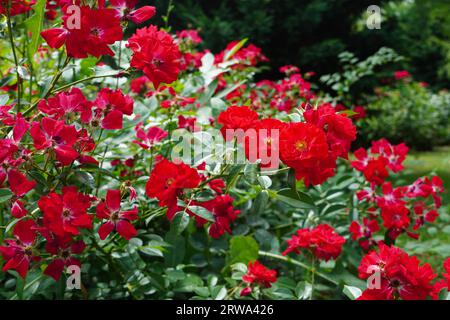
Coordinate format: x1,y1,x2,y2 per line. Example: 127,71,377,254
352,139,409,185
0,0,34,16
42,6,123,58
0,185,137,279
394,70,411,81
221,66,365,121
145,159,240,238
177,29,203,45
41,1,156,58
350,139,444,246
109,0,155,24
240,261,278,296
215,41,268,68
357,244,450,300
217,103,356,186
127,25,181,88
176,29,206,72
3,4,449,301
351,175,444,245
38,87,134,130
0,90,139,280
282,224,346,261
254,72,315,112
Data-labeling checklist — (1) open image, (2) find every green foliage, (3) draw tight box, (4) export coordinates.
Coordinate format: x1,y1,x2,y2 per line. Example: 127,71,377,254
320,47,402,104
154,0,385,79
358,81,450,150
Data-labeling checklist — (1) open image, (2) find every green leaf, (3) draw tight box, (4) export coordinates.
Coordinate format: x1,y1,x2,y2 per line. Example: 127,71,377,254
210,97,227,110
0,94,9,105
287,168,297,191
439,289,450,300
139,246,164,257
243,163,258,184
0,189,13,203
188,205,215,222
338,109,358,117
24,0,46,61
170,211,190,235
73,171,95,189
258,176,272,189
224,38,248,61
174,274,203,293
164,232,186,267
194,286,210,297
275,188,315,209
227,235,259,266
295,281,312,300
343,285,362,300
251,190,269,215
212,286,227,300
215,80,247,99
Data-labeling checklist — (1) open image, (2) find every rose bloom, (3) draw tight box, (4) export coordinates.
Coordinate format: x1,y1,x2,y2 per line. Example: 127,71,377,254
282,224,345,261
127,25,181,88
242,261,277,288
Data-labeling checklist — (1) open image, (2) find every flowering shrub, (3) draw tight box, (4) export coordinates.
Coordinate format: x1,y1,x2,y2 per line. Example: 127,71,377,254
357,72,450,150
0,1,449,300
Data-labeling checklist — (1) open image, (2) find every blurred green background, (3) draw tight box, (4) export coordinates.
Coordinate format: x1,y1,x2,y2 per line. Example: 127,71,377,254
153,0,450,91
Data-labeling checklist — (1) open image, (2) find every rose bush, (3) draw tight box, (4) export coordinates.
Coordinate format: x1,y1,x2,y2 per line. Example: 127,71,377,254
0,1,449,300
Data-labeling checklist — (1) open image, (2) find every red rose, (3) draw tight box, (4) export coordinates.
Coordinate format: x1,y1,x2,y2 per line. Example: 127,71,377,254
282,224,345,261
145,159,201,220
96,189,138,241
41,7,123,58
358,244,437,300
127,25,181,88
217,105,259,139
242,261,277,288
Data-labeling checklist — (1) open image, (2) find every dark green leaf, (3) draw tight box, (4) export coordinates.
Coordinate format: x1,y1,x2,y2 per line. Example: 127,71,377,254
276,188,315,209
188,205,215,222
227,235,259,266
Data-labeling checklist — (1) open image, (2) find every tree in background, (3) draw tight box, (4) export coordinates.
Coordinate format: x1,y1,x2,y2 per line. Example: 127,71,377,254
152,0,450,90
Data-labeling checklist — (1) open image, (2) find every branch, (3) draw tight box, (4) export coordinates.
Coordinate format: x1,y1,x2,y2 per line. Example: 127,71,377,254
258,250,339,286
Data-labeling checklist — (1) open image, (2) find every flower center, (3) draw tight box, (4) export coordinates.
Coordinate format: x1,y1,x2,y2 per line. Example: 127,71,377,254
91,28,101,37
390,279,401,288
165,178,175,188
62,208,71,218
61,250,70,259
110,211,120,222
24,246,33,257
152,58,164,68
295,140,307,152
